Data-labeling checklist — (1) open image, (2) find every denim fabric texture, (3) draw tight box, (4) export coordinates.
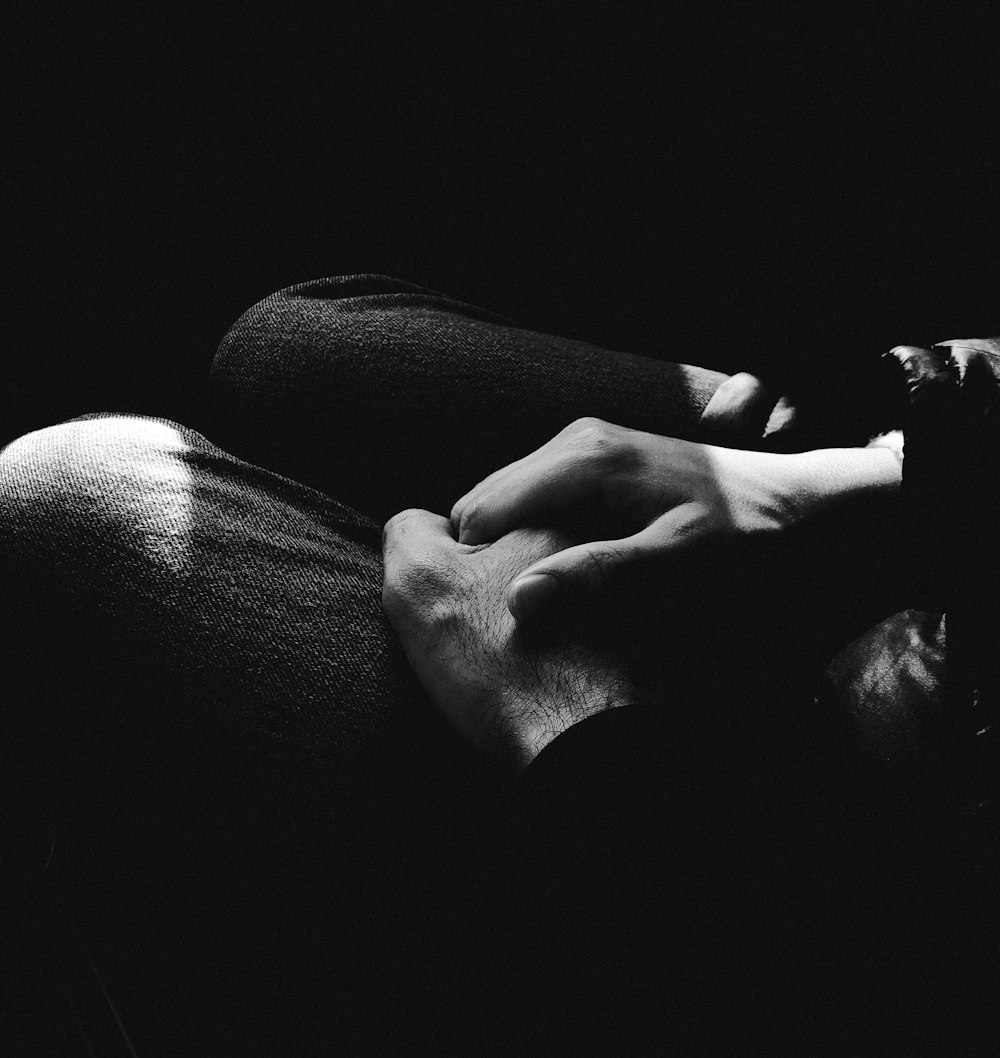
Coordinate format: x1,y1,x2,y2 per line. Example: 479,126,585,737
208,274,730,523
3,275,734,765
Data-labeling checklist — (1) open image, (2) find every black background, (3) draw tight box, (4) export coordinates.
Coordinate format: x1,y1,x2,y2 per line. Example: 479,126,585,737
7,4,1000,447
6,5,1000,1051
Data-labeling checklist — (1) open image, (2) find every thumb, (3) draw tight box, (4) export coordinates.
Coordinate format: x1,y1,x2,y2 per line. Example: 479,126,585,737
506,506,712,623
506,537,643,623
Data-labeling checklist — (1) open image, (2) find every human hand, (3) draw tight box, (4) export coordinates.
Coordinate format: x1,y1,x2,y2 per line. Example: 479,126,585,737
450,417,800,623
381,509,633,769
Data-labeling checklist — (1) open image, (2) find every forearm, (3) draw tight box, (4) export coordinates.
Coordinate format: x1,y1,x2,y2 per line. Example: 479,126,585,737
782,439,902,525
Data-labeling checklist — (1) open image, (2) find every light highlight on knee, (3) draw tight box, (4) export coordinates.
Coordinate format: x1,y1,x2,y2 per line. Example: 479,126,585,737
1,415,196,575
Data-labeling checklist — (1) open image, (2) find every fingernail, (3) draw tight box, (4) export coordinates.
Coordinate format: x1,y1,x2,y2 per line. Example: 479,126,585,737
510,573,559,621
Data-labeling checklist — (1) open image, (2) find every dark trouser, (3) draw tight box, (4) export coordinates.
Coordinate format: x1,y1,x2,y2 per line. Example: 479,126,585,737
205,273,737,522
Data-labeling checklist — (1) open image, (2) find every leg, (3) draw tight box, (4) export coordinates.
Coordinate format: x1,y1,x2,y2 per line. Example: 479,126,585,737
0,410,849,1053
208,275,746,523
0,413,934,1052
0,413,409,760
0,414,491,1053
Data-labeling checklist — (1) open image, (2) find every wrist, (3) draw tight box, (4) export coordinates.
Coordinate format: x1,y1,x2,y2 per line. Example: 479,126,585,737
512,670,631,769
783,445,902,525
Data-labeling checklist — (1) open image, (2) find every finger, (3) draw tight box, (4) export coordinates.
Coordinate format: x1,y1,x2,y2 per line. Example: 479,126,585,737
452,420,622,545
698,372,776,447
505,507,704,623
450,424,588,541
450,448,547,539
461,462,601,546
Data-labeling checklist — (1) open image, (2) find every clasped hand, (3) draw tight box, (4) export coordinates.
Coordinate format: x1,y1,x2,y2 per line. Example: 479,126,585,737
382,510,632,769
381,417,811,766
383,414,901,764
450,417,798,622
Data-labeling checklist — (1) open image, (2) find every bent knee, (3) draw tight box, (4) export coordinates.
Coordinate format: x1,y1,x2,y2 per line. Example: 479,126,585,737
210,274,440,391
0,414,198,572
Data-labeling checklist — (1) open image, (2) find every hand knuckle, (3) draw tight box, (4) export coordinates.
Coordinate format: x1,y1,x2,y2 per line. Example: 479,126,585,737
387,546,463,603
383,508,413,544
389,507,424,529
566,417,635,472
566,415,609,441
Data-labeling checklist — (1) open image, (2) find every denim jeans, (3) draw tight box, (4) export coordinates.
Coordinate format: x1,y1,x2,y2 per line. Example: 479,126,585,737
3,276,765,1053
206,274,738,522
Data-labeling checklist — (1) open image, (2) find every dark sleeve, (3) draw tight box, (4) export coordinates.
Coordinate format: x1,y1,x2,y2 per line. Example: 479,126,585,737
507,687,884,1047
884,338,1000,693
